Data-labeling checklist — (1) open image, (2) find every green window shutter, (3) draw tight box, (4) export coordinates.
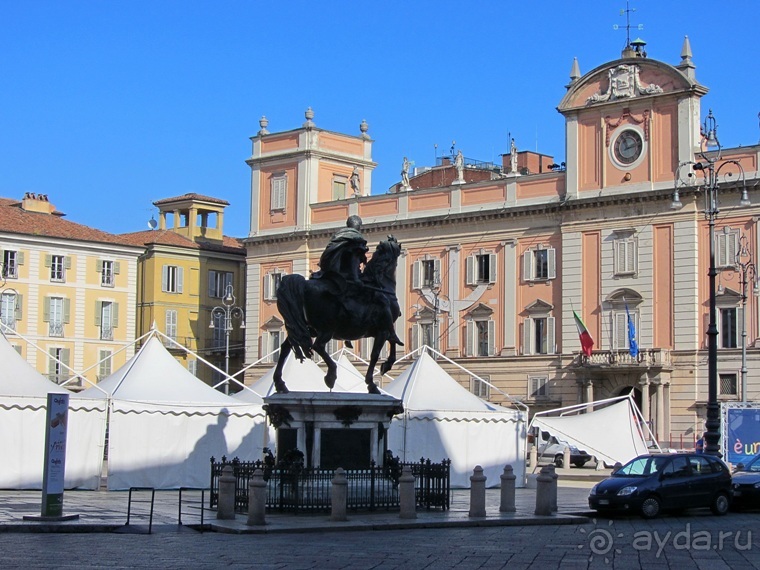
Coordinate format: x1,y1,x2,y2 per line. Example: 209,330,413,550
113,302,119,328
48,350,56,376
16,251,24,265
44,254,52,268
63,298,71,324
208,271,216,297
64,256,71,269
161,265,168,291
177,267,184,293
15,294,22,320
95,301,102,326
43,297,50,322
113,261,120,275
61,348,70,368
96,260,103,273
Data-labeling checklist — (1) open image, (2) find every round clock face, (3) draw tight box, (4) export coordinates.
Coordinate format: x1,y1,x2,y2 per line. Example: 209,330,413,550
613,130,643,165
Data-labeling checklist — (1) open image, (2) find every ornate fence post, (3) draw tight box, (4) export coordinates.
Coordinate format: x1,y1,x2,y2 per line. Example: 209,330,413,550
217,465,236,520
499,464,516,513
330,468,348,522
468,465,487,517
246,469,267,526
399,465,417,519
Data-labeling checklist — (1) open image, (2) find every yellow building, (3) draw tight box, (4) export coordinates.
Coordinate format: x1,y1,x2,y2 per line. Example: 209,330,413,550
0,193,142,387
121,193,246,387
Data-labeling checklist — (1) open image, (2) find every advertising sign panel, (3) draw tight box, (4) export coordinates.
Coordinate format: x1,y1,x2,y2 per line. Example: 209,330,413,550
723,404,760,466
42,393,69,517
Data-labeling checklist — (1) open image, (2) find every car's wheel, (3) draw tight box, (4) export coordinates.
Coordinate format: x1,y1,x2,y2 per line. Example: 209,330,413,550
710,492,730,516
640,496,661,519
554,455,564,468
573,460,588,468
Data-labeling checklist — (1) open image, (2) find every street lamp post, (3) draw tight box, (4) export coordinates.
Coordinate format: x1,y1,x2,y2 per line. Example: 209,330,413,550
209,283,245,394
736,233,758,403
672,109,749,456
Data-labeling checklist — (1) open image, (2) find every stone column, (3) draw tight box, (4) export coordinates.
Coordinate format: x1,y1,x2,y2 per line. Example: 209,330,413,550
655,380,665,442
584,379,594,412
534,465,553,516
528,445,537,469
499,465,516,513
468,466,487,517
639,375,651,426
216,465,236,520
330,468,348,522
246,469,267,526
398,466,416,519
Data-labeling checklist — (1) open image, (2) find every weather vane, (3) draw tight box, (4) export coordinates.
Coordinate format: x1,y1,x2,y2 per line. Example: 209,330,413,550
613,1,643,48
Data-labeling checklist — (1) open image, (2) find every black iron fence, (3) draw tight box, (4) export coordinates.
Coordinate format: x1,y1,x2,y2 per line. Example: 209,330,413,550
209,456,450,514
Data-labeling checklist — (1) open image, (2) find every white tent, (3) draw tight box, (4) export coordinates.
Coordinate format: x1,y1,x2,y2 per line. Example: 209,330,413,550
0,332,106,490
529,396,655,467
247,354,369,396
80,335,267,490
384,351,527,488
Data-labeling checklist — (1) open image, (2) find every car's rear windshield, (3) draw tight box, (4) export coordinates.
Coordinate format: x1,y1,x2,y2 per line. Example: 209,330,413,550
615,456,670,476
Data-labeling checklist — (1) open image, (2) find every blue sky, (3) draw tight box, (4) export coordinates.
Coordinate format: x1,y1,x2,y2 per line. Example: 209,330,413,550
1,1,758,238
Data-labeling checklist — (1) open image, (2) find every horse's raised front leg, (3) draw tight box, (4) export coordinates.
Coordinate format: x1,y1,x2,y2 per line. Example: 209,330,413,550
272,340,292,394
312,332,337,390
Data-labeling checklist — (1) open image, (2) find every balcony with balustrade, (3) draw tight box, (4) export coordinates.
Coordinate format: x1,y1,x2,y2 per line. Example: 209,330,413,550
572,348,672,370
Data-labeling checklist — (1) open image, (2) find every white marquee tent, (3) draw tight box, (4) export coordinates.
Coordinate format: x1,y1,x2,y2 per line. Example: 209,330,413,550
383,350,528,488
529,396,657,467
0,331,106,490
80,335,267,490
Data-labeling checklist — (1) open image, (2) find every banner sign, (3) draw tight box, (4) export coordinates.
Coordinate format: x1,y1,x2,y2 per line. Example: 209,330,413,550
42,393,69,517
724,405,760,466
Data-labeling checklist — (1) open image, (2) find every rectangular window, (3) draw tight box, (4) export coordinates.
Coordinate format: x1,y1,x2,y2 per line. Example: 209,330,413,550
271,173,287,211
162,265,184,293
99,260,118,287
48,297,65,337
2,250,20,279
413,258,441,289
208,270,233,298
612,310,639,351
50,254,66,282
100,301,114,341
422,260,437,287
476,320,490,356
212,312,226,348
613,237,637,276
534,318,551,354
421,322,437,351
719,373,738,396
530,376,549,399
716,228,739,269
719,307,739,349
188,360,198,377
1,292,20,331
466,319,495,357
523,316,555,355
270,330,281,362
48,347,70,384
264,271,283,301
98,349,112,380
465,253,497,285
332,177,347,201
471,375,490,399
165,309,178,340
523,247,556,282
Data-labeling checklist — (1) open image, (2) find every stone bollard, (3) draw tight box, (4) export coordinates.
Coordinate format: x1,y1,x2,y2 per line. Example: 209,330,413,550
469,465,487,517
216,465,236,520
534,465,554,516
529,445,537,469
330,467,348,522
563,447,571,470
499,465,516,513
547,464,558,512
398,465,417,519
246,469,267,526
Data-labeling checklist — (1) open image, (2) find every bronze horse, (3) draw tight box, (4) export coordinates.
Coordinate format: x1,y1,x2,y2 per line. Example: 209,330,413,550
273,235,403,394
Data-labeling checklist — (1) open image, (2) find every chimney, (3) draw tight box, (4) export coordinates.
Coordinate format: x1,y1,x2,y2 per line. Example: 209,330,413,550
21,193,57,215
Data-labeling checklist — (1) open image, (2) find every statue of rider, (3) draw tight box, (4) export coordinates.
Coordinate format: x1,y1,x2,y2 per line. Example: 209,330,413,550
312,215,369,290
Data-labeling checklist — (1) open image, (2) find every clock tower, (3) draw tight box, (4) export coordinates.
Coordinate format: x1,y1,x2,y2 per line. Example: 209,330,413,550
557,37,707,199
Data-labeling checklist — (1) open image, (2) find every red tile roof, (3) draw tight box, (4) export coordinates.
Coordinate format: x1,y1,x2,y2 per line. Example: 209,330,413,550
0,197,140,247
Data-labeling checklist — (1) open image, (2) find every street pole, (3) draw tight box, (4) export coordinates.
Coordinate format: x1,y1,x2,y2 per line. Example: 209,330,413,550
737,233,757,403
672,109,749,456
210,284,245,395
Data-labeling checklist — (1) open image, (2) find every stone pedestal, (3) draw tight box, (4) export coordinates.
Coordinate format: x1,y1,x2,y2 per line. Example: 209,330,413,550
263,392,403,469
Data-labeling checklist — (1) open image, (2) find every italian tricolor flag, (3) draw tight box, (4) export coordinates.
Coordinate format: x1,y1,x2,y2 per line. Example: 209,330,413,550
573,310,594,357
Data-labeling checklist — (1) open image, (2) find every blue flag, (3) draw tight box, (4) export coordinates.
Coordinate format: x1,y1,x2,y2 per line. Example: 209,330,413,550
626,302,639,358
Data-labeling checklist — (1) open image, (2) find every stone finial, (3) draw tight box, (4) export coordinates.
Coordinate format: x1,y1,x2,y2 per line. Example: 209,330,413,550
359,118,370,140
676,35,696,80
569,57,580,82
258,115,270,136
303,107,315,128
680,35,693,64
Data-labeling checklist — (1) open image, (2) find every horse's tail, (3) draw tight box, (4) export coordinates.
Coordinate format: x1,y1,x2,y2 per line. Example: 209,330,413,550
276,274,312,360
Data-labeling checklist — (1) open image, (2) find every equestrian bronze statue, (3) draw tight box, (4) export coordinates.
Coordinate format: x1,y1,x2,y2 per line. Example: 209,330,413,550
273,216,403,394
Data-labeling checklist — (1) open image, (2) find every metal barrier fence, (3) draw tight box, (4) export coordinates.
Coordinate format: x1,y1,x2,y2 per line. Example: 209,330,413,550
209,456,450,514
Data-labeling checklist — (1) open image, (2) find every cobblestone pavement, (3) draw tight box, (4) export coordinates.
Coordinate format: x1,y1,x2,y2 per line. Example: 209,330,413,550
1,482,759,568
1,511,759,569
